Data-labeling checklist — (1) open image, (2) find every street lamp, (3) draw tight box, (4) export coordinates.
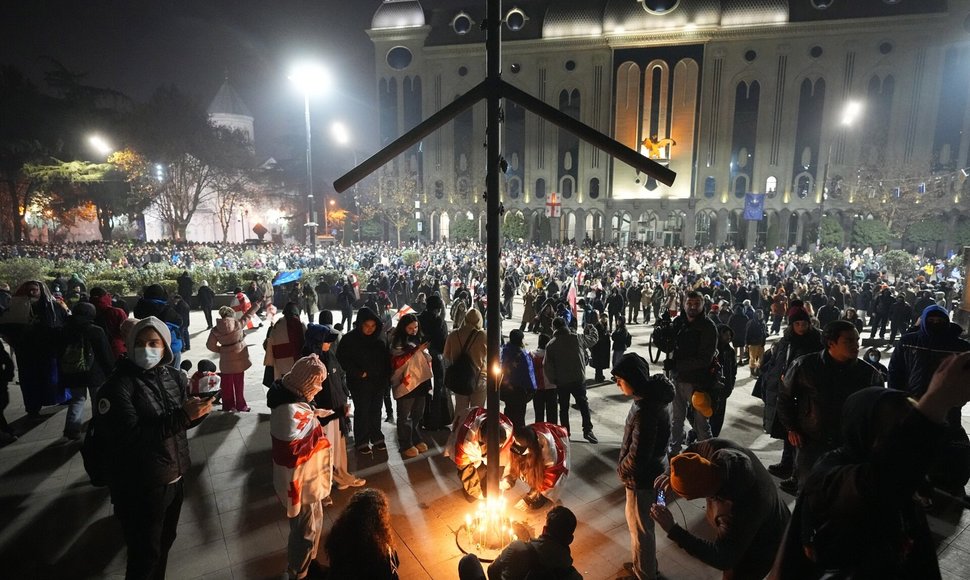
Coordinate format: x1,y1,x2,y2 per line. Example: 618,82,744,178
331,121,361,243
289,62,332,252
88,134,113,157
816,100,863,249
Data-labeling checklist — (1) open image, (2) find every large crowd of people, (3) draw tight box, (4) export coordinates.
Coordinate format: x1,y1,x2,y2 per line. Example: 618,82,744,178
0,237,968,579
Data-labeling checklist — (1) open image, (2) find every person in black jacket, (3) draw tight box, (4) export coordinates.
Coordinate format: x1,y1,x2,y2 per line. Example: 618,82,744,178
772,354,970,579
612,352,674,580
668,291,718,456
776,320,884,494
710,325,738,438
176,271,193,306
419,295,452,430
888,295,914,344
59,301,115,440
336,307,391,455
94,316,211,579
172,294,191,352
196,281,215,329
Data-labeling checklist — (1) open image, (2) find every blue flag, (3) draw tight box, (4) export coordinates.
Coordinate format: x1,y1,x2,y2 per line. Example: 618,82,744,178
744,193,764,221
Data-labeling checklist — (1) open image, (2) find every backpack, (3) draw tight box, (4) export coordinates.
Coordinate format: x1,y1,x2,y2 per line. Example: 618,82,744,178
445,331,480,396
165,321,183,353
61,334,94,375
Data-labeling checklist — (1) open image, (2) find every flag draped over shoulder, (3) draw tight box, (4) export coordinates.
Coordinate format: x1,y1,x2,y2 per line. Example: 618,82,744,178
270,401,332,517
390,344,433,399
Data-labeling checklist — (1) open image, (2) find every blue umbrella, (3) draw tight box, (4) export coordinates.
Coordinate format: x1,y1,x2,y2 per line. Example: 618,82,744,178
272,269,303,286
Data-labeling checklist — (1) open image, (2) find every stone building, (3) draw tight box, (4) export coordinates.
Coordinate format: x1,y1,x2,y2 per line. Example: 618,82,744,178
367,0,970,251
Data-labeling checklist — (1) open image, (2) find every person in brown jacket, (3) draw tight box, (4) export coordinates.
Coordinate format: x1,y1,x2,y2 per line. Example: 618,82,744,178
444,308,488,418
207,306,253,412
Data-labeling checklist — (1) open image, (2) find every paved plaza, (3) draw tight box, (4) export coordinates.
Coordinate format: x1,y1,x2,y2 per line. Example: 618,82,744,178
1,299,969,579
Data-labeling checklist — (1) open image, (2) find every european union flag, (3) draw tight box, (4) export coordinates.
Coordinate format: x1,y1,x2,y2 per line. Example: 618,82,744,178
744,193,764,221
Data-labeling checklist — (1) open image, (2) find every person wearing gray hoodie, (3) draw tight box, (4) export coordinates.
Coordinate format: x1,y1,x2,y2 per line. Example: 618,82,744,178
94,316,212,579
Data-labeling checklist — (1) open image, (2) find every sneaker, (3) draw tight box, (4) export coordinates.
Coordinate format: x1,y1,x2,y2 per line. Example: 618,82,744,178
583,431,599,444
237,406,251,412
357,445,372,455
373,440,387,452
779,476,799,495
767,462,793,478
402,446,419,458
415,442,429,453
337,478,366,491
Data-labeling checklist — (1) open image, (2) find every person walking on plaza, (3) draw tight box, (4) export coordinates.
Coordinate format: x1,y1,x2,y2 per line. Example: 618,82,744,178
267,354,333,580
744,311,767,374
264,303,307,383
206,306,252,412
57,301,114,440
590,311,612,383
337,307,391,455
776,320,883,494
667,291,718,456
652,438,790,580
710,324,738,438
176,270,194,305
196,281,215,329
544,317,600,443
627,283,642,325
90,287,129,358
531,333,558,424
613,352,674,580
499,329,537,428
444,308,488,417
612,315,632,369
95,316,212,579
888,294,915,345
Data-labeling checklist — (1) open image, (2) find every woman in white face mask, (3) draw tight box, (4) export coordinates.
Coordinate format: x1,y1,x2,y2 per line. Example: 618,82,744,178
93,316,212,579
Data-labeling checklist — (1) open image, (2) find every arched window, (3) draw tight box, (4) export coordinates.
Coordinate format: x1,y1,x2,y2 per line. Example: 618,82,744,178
704,176,717,198
589,178,600,199
535,178,546,199
765,176,777,197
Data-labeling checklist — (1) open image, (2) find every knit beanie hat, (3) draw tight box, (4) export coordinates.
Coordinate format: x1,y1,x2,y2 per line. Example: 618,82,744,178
670,452,723,499
282,354,327,400
787,307,811,325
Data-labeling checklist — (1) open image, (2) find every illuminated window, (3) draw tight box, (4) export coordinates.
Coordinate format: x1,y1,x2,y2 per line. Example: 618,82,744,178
453,13,473,35
506,8,527,31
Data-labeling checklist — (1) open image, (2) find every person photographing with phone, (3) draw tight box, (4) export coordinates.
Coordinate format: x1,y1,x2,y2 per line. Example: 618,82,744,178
94,316,213,579
650,436,790,580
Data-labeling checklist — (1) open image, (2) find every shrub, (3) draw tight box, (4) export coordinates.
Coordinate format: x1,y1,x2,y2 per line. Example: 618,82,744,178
0,258,55,289
812,247,844,273
882,249,916,281
86,279,131,296
851,219,891,248
401,250,421,266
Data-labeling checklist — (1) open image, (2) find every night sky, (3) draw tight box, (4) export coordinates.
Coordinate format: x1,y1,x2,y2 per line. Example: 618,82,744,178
1,0,386,161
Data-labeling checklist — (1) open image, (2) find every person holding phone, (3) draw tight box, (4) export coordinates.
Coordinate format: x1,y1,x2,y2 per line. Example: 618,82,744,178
93,316,213,579
612,353,674,580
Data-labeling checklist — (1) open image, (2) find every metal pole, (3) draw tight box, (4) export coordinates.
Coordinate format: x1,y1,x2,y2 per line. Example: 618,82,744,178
484,0,502,502
304,93,316,252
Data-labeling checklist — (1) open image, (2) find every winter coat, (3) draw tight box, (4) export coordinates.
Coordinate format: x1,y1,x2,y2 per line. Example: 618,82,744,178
744,317,767,347
93,292,128,357
758,325,824,438
888,305,970,398
670,314,718,385
58,314,115,389
267,382,332,517
487,535,582,580
263,315,307,380
666,439,791,580
728,311,749,350
778,351,884,445
772,388,944,579
336,307,391,394
544,325,599,386
444,309,487,380
500,343,537,396
95,317,202,494
206,317,252,374
616,366,674,490
590,322,612,370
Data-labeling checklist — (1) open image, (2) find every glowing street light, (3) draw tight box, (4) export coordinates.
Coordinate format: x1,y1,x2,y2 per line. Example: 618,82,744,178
817,100,864,248
331,121,360,243
88,134,113,157
289,62,332,251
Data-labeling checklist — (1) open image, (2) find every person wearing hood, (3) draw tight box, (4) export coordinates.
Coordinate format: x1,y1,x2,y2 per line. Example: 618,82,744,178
337,307,391,455
651,436,791,580
90,287,129,358
133,284,184,367
1,280,70,416
206,306,253,412
266,354,333,580
444,308,488,417
612,352,675,580
458,505,583,580
888,305,970,495
772,353,970,579
93,316,212,579
57,301,115,439
196,280,215,329
710,324,738,438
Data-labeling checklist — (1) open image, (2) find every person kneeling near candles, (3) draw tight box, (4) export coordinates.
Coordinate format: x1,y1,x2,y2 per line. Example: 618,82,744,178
505,422,570,510
651,439,790,580
445,406,514,500
458,505,582,580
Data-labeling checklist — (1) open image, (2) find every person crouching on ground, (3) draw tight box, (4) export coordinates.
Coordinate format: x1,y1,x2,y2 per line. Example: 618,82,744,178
444,405,513,500
505,422,570,510
458,505,582,580
613,352,674,580
651,438,790,580
268,354,334,580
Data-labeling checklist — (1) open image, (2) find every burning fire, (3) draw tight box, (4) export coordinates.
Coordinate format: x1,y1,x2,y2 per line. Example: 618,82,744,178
461,496,517,554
